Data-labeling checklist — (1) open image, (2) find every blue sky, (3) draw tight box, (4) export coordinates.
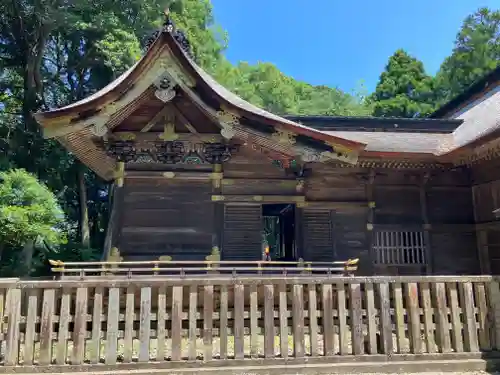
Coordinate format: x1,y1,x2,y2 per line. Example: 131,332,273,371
211,0,498,94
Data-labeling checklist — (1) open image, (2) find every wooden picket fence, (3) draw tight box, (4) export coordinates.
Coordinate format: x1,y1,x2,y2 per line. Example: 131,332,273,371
0,275,499,370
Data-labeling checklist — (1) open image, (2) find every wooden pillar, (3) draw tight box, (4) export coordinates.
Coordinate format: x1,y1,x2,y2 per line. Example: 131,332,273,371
476,229,491,274
211,164,223,256
295,202,304,260
420,172,433,274
103,162,125,261
472,185,491,274
366,170,376,275
295,174,307,261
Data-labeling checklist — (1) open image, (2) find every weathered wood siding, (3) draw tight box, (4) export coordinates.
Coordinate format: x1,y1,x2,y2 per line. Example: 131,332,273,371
372,169,478,275
222,204,262,260
119,177,213,261
427,170,478,274
115,151,481,275
333,209,371,274
301,208,334,262
471,160,500,274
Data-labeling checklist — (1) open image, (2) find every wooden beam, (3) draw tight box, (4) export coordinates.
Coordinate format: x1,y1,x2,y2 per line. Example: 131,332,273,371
102,183,117,260
212,164,223,255
221,178,297,186
112,132,223,143
172,104,199,135
140,105,173,133
108,180,125,260
372,223,476,232
209,195,368,210
126,170,215,181
420,172,432,274
303,201,368,210
366,170,376,274
212,195,305,203
476,220,500,230
375,184,471,192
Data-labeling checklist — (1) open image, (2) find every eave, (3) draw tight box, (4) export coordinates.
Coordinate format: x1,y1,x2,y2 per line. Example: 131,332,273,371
36,18,499,177
33,26,373,179
431,66,500,119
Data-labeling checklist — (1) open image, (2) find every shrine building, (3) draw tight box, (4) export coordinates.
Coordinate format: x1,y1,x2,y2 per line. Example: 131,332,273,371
35,15,500,276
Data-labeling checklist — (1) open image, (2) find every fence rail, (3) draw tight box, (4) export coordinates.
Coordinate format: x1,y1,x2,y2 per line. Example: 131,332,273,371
0,275,499,368
48,259,360,278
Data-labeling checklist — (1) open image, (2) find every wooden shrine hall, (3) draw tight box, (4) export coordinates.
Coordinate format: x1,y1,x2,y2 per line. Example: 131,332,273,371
35,14,500,276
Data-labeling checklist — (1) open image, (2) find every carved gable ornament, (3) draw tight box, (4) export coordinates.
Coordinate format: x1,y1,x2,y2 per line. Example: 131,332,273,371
159,57,196,88
153,74,176,103
89,101,120,136
299,143,358,165
216,109,239,140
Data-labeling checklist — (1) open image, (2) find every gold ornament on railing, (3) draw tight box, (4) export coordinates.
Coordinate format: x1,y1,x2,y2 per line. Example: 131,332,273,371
205,247,221,271
108,247,123,262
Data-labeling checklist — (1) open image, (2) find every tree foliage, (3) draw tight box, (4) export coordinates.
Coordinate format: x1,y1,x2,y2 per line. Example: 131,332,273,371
435,8,500,103
369,50,435,118
0,169,65,247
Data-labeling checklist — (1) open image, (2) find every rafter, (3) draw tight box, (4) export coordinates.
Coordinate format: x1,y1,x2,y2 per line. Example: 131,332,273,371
172,104,198,135
140,104,174,133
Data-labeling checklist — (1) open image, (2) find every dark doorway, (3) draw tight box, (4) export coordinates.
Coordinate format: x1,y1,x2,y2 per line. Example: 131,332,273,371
262,204,296,261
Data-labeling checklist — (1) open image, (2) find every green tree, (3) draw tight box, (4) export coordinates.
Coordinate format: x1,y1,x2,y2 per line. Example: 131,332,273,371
435,7,500,103
369,49,435,118
0,169,66,275
215,61,370,116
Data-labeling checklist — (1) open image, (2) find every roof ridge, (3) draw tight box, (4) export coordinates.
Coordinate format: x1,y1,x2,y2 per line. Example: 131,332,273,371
144,9,193,59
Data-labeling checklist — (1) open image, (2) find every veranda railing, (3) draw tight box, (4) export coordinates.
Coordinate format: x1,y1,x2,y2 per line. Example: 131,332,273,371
48,259,360,277
0,275,498,369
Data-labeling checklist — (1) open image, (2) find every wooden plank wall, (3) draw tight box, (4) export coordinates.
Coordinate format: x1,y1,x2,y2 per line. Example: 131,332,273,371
471,159,500,274
117,151,481,275
426,170,478,275
305,166,370,271
222,204,262,260
1,275,499,369
372,168,477,275
119,178,214,261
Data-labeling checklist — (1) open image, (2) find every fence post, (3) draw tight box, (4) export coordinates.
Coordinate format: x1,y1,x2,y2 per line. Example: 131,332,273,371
5,288,21,366
487,279,500,349
377,282,393,355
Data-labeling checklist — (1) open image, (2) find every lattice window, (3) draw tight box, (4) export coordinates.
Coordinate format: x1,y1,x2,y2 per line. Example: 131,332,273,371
373,231,426,265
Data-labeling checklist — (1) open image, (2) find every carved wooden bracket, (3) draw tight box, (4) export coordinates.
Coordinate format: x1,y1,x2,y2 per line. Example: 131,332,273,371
102,139,238,165
216,109,239,139
271,128,296,146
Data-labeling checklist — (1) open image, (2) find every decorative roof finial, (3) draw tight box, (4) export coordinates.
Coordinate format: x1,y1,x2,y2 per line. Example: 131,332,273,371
143,7,193,59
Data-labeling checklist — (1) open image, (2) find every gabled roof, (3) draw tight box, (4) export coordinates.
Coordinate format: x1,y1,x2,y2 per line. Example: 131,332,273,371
34,17,366,149
33,13,500,178
34,15,374,179
431,66,500,119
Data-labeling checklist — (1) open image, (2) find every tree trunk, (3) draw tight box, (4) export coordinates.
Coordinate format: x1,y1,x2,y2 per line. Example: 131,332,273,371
78,163,90,248
22,239,34,276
